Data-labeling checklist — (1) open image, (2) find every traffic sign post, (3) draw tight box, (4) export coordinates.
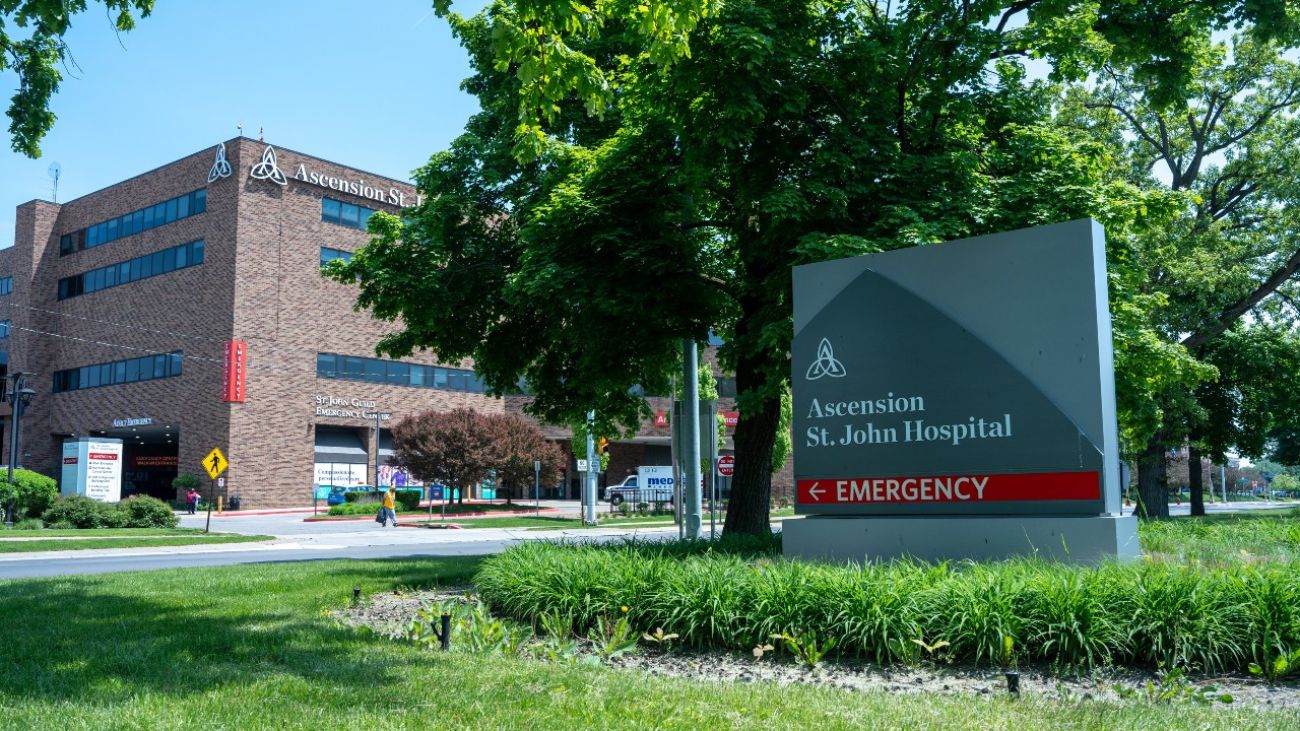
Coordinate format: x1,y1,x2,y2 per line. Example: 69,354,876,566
203,447,228,533
717,455,735,477
534,459,541,517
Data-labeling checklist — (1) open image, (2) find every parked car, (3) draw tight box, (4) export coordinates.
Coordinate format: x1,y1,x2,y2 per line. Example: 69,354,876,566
326,486,348,506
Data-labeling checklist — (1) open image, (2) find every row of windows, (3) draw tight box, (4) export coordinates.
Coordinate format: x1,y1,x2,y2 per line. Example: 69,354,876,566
320,247,354,267
59,189,207,256
52,351,183,394
322,198,376,231
58,240,205,301
0,277,11,296
316,352,488,393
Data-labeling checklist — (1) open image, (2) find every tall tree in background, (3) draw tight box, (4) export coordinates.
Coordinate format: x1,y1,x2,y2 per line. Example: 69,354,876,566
1,0,154,157
489,413,562,503
339,0,1298,534
391,409,495,506
1063,34,1300,518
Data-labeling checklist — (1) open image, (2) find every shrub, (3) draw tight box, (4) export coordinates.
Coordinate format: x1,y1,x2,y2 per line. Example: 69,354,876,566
328,502,387,516
172,473,202,492
328,494,420,516
42,495,112,528
474,538,1300,674
15,518,43,530
396,490,421,511
117,495,179,529
0,469,59,519
343,491,367,504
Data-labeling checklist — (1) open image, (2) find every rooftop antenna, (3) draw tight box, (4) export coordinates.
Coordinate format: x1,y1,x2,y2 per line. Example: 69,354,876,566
259,126,264,143
237,121,244,137
47,162,61,203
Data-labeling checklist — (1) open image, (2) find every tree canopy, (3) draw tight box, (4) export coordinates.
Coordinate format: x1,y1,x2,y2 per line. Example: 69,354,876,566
1,0,154,157
1062,32,1300,517
337,0,1300,534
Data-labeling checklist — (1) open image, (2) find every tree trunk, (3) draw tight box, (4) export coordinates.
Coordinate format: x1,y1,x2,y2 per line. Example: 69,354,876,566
723,391,780,536
1188,443,1205,517
721,334,783,536
1136,435,1170,520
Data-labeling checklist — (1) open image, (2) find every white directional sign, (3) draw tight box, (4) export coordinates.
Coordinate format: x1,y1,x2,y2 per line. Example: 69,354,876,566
577,459,589,472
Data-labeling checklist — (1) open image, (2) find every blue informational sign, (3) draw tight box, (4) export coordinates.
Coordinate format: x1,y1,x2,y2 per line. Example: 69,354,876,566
313,485,330,500
429,485,459,501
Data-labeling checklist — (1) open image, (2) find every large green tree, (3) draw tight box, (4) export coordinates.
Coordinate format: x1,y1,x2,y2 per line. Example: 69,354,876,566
338,0,1296,535
1,0,154,157
1063,34,1300,518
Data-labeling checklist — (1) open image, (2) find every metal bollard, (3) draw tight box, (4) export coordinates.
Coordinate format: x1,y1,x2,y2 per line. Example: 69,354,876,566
352,586,361,603
1004,671,1020,696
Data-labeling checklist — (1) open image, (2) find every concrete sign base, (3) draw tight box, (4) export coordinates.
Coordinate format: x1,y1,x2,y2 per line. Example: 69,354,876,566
783,514,1139,565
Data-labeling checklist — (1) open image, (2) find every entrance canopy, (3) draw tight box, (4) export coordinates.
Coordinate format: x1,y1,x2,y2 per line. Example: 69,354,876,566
315,426,367,464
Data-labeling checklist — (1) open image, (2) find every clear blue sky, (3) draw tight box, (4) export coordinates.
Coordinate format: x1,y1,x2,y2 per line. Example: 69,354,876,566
0,0,488,248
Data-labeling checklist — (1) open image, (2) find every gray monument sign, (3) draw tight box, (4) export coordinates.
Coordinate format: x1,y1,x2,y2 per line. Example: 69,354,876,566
784,219,1138,563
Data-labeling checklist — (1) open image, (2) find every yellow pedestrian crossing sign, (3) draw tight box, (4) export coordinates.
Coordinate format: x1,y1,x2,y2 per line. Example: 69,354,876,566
203,447,229,480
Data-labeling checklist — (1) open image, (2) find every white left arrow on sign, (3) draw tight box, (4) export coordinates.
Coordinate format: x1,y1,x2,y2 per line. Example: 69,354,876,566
806,482,824,501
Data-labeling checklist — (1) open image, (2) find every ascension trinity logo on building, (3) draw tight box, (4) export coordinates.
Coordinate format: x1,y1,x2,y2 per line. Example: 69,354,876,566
249,144,287,185
207,142,232,183
805,337,847,380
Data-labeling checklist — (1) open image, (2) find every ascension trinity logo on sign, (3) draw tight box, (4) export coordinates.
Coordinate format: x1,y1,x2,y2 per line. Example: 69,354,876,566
249,144,287,185
207,142,232,183
805,337,847,380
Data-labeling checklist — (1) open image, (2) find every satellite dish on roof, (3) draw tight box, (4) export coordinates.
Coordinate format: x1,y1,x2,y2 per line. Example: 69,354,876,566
48,162,62,203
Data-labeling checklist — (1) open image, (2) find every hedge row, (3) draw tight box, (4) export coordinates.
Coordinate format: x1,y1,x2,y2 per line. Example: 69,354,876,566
42,495,178,529
476,540,1300,674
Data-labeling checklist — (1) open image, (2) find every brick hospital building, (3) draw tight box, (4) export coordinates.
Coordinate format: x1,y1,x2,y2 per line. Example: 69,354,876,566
1,137,772,507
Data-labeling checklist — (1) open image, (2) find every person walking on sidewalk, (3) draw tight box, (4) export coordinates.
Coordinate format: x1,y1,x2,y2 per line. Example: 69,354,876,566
379,486,398,527
185,488,200,515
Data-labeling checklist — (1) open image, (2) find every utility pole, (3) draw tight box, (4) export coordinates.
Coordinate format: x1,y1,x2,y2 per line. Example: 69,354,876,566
1221,464,1227,504
683,339,702,539
584,410,597,525
5,372,34,528
373,410,381,491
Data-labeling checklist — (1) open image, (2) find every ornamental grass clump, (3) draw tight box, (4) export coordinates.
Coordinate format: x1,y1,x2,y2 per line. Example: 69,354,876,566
475,539,1300,675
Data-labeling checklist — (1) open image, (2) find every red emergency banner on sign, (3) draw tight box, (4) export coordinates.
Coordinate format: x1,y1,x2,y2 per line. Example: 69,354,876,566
797,471,1099,505
722,411,739,428
222,339,247,403
88,452,119,461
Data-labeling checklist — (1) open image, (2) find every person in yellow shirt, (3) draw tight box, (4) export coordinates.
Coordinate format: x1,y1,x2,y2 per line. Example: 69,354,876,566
379,486,398,527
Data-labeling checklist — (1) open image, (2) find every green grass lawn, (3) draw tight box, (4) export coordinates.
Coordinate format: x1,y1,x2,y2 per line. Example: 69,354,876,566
0,528,228,538
419,515,677,530
0,533,272,553
316,502,557,520
1141,507,1300,564
0,559,1292,730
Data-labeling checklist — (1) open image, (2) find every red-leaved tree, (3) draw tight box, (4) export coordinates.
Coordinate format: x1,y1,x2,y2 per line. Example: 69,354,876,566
487,413,562,503
391,409,494,505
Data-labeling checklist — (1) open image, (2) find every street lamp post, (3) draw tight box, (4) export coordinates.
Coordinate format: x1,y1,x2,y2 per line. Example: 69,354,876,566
4,372,36,528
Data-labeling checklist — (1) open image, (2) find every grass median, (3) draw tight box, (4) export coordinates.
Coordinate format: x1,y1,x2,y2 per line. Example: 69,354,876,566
0,528,272,553
420,515,677,530
0,558,1292,729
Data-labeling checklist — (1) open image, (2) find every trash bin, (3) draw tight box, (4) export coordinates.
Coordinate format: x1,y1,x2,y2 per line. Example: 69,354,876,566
229,495,242,511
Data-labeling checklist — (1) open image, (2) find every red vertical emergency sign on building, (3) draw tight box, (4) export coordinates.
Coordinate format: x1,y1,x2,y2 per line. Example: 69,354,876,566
222,339,247,402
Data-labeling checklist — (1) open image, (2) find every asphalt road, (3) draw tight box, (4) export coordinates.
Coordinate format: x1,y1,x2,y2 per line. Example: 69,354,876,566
0,501,1290,581
0,539,517,580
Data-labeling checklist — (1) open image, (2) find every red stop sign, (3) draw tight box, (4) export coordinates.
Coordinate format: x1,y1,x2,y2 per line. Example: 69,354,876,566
717,455,735,477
